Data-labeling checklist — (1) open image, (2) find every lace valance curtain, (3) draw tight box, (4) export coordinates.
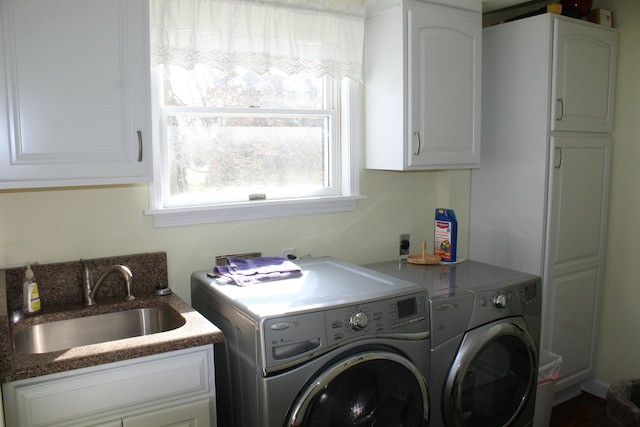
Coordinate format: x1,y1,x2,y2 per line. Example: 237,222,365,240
150,0,365,82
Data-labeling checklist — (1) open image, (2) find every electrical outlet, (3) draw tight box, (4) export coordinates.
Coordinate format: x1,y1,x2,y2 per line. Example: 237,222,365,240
282,248,296,259
399,234,410,256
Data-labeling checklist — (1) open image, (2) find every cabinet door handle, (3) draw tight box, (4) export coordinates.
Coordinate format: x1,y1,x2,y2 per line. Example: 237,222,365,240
554,147,562,169
556,98,564,121
137,130,143,162
413,131,421,156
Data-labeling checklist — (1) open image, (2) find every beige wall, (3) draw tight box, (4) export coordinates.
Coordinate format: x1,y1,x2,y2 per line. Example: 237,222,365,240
594,0,640,384
0,167,470,304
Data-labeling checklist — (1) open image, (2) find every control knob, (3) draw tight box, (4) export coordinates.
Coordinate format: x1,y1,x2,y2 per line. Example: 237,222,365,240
349,311,368,331
493,293,508,309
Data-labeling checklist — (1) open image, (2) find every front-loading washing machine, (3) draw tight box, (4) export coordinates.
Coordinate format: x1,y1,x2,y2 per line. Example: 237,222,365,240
365,260,542,427
191,257,432,427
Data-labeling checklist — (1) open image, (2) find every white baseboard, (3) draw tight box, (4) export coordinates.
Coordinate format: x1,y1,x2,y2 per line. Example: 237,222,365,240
551,378,611,406
581,378,610,399
553,384,581,405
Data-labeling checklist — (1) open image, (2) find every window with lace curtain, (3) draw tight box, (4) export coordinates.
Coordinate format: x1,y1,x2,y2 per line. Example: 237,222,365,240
145,0,365,227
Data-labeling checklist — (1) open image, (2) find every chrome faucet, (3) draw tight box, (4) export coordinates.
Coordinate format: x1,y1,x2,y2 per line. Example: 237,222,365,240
82,260,135,306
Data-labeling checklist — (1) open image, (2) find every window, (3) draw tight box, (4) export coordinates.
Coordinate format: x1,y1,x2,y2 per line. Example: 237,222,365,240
146,0,365,227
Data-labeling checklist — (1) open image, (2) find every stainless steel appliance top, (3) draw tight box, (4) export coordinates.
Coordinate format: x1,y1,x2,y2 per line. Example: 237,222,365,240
363,259,539,299
191,257,426,318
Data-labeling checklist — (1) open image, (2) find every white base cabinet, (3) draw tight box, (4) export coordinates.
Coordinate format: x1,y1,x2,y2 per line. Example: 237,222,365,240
0,0,152,189
469,14,616,395
364,0,481,170
2,346,216,427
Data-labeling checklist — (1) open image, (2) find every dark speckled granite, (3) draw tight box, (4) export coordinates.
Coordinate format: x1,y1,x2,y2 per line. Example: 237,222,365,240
1,253,223,383
5,252,170,311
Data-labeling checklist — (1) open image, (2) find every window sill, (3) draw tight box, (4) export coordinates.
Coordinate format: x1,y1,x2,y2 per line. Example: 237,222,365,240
145,195,367,227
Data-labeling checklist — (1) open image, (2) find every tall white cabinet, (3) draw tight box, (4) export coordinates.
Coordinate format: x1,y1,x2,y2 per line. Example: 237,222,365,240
469,13,616,398
364,0,481,170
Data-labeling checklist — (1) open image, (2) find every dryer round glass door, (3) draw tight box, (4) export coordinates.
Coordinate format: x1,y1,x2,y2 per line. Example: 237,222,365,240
286,351,429,427
443,318,537,427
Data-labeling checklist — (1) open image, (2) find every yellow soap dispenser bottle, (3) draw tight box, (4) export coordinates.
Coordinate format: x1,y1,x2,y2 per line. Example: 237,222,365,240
22,263,41,314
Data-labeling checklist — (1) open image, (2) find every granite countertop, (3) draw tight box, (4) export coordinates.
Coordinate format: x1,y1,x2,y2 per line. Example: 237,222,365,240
1,252,224,383
1,293,223,383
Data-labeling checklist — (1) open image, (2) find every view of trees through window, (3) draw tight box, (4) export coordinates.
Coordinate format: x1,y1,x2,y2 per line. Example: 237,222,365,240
161,65,334,203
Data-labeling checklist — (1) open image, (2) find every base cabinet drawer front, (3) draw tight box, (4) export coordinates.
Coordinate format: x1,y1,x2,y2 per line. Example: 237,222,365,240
2,346,215,427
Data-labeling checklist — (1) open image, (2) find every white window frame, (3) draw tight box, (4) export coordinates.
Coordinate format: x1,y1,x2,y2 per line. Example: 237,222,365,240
145,78,364,228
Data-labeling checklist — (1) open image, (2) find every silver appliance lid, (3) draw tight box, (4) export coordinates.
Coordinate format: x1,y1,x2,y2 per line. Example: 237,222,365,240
197,257,425,317
363,259,539,299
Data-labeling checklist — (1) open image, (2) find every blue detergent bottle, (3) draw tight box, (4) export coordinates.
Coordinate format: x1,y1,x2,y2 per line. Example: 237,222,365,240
434,209,457,263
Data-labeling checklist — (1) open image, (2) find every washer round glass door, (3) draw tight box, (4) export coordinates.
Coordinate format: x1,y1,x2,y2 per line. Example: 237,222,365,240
286,351,429,427
443,317,537,427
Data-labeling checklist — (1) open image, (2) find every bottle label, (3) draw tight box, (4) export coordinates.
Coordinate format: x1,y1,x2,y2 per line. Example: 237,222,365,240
434,220,454,261
28,283,41,313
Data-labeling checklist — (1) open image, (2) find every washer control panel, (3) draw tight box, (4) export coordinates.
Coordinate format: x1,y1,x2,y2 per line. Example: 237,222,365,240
262,290,428,371
325,291,428,344
471,278,542,327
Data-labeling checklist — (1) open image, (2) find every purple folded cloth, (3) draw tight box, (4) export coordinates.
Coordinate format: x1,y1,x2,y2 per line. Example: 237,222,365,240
213,256,302,286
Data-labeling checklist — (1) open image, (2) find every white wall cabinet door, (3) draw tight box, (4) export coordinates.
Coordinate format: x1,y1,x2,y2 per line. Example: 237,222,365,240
551,19,617,133
407,1,481,169
364,0,481,171
0,0,152,189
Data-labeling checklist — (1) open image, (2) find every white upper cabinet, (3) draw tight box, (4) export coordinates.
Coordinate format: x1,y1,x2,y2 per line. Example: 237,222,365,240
0,0,152,189
551,18,617,132
364,0,481,171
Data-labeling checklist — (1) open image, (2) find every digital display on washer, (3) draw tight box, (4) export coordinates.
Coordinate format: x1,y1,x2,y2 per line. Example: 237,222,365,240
396,297,417,319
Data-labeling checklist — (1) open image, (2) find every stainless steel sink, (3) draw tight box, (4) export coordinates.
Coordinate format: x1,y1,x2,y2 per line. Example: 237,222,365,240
14,307,186,354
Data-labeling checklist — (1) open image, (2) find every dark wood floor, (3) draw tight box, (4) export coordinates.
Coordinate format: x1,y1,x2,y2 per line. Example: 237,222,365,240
549,393,608,427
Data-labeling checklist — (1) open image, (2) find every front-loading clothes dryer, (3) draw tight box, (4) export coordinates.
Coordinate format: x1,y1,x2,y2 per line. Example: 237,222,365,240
191,257,432,427
365,260,542,427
